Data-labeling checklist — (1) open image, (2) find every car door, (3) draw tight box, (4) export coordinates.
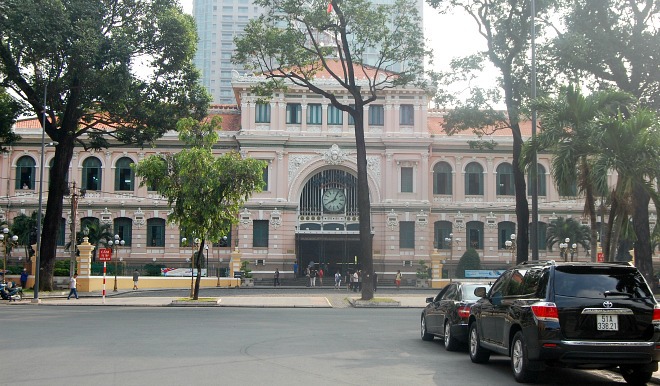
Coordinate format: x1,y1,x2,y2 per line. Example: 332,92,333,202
479,271,512,344
427,285,451,334
438,284,458,330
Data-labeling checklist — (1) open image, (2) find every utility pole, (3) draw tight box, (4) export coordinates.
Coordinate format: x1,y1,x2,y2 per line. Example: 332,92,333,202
69,182,85,276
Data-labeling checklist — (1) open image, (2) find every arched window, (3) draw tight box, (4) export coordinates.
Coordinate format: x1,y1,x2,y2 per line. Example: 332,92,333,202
496,163,515,196
433,162,452,195
16,156,36,189
115,157,134,191
434,221,453,249
498,221,516,249
466,221,484,249
147,218,165,247
82,157,102,191
114,217,133,246
464,162,483,195
527,164,547,196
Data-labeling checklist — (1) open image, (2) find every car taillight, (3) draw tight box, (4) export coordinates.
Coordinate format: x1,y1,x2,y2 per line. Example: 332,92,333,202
531,302,559,322
457,305,471,319
653,305,660,325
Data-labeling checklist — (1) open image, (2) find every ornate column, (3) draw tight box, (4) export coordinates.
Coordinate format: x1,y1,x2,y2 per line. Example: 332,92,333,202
76,237,96,292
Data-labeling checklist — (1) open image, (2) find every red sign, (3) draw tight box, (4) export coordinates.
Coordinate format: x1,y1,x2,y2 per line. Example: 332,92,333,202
98,248,113,262
597,252,604,262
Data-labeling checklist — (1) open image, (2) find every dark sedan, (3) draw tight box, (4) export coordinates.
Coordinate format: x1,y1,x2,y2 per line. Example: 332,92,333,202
421,282,491,351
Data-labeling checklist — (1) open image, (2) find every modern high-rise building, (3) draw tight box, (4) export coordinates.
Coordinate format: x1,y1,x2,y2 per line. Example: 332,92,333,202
192,0,424,104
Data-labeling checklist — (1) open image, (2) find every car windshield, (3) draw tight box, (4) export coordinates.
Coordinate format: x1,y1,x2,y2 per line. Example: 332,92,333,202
554,266,653,299
462,284,491,301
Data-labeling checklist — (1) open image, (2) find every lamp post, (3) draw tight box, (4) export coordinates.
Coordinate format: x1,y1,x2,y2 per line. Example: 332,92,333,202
505,233,517,264
443,233,461,260
110,234,124,292
69,182,86,278
570,243,577,262
1,228,19,283
560,237,570,262
205,244,209,277
33,68,48,303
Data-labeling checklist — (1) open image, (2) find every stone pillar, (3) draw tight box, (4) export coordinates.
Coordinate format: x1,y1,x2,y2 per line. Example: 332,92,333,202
76,237,95,292
229,247,242,279
430,248,449,288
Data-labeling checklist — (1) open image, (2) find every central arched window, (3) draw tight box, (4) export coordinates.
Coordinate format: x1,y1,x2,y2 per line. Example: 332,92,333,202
16,156,36,189
434,221,452,249
433,162,452,195
115,157,134,191
147,218,165,247
498,221,516,249
527,163,547,196
114,217,133,246
466,221,484,249
82,157,102,191
465,162,483,195
497,163,515,196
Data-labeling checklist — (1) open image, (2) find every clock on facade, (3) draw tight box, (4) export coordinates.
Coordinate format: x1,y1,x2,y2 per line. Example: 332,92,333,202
322,188,346,212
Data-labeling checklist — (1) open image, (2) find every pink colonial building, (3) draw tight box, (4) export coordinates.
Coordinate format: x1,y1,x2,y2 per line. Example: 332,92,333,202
4,72,624,283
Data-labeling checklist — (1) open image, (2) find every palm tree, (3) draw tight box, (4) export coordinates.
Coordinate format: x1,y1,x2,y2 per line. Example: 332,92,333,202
9,212,38,261
65,221,114,262
524,85,634,262
546,217,590,260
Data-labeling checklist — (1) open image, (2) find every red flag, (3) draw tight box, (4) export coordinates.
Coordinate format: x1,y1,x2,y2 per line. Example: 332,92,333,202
327,1,333,13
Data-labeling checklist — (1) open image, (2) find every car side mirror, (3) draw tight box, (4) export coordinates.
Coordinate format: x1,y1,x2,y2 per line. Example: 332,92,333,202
426,296,434,303
474,286,487,298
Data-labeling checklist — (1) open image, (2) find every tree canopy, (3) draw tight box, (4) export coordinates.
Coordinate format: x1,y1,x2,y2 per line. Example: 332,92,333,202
233,0,431,300
0,0,210,290
0,88,21,152
134,117,266,299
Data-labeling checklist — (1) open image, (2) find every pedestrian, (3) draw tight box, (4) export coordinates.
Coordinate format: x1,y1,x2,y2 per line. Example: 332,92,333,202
133,269,139,290
306,267,311,287
352,271,358,292
318,267,324,287
395,270,402,289
310,268,317,287
20,268,28,289
373,271,378,292
293,262,298,279
67,274,79,300
334,271,341,289
274,268,280,287
357,270,362,291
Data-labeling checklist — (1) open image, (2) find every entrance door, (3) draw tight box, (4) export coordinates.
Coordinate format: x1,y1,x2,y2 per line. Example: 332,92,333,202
297,234,360,276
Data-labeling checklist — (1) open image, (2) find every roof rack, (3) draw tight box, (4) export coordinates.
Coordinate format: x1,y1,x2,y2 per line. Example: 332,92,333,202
519,260,556,265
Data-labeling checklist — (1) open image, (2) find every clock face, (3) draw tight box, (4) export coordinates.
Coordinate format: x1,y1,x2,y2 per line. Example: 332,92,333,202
322,188,346,212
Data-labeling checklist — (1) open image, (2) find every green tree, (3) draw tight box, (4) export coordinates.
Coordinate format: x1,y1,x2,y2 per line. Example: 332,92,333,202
134,117,265,299
546,217,590,260
523,85,634,261
455,248,480,279
0,0,209,291
233,0,430,300
0,88,22,152
552,0,660,282
9,211,38,262
428,0,555,264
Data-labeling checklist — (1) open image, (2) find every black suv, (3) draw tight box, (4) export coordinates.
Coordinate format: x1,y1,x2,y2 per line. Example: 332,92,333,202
468,261,660,384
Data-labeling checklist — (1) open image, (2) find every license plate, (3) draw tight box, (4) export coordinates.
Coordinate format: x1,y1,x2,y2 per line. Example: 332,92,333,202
597,314,618,331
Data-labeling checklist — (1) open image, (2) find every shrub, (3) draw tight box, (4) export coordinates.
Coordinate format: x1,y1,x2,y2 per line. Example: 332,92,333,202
455,248,481,278
240,260,252,278
54,259,71,276
143,263,165,276
416,260,429,279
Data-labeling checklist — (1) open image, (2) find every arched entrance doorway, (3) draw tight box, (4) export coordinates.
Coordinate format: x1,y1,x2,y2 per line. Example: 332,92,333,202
296,169,363,276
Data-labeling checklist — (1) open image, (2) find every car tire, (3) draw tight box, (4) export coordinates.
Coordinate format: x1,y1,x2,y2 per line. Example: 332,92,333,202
511,331,540,383
443,320,460,351
421,315,434,341
620,365,653,385
468,322,490,363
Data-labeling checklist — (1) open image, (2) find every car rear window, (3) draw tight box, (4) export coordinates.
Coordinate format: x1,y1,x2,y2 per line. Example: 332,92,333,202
554,266,653,298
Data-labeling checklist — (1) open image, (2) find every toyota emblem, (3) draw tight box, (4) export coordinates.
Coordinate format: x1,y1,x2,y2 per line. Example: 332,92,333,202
603,301,613,308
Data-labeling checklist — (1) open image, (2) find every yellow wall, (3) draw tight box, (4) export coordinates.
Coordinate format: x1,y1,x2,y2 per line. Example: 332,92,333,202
78,276,241,292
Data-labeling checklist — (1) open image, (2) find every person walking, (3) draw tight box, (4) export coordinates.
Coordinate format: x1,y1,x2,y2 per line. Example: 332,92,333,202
20,268,28,289
67,274,79,300
133,269,140,290
395,270,402,289
274,268,280,287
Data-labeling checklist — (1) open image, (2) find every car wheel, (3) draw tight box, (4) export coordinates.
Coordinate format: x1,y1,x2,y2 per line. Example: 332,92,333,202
468,323,490,363
421,315,434,341
620,365,653,385
511,331,540,383
443,321,460,351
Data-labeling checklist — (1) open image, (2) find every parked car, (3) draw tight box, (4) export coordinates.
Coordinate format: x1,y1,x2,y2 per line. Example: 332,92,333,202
421,281,491,351
468,261,660,385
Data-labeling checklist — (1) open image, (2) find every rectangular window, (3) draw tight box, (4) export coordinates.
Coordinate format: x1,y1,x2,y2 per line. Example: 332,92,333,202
327,105,343,125
286,103,302,124
401,167,413,193
369,104,384,126
307,104,322,124
400,104,414,125
253,220,269,248
255,103,271,123
399,221,415,249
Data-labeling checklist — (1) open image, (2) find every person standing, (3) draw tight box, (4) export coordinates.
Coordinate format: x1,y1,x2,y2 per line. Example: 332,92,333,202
274,268,280,287
67,274,79,300
373,271,378,292
293,262,298,279
310,268,317,287
352,271,358,292
395,270,402,289
133,269,140,290
20,268,28,289
334,271,341,289
318,268,324,287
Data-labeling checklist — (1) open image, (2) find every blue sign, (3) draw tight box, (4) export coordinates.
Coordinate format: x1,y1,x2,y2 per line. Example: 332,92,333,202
464,270,506,279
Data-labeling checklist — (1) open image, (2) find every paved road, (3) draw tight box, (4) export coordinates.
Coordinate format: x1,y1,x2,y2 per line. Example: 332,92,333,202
0,304,648,385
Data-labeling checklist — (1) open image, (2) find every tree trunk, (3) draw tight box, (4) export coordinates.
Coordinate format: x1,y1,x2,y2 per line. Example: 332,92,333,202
604,194,618,261
39,136,75,291
193,240,204,300
631,182,653,286
582,164,598,262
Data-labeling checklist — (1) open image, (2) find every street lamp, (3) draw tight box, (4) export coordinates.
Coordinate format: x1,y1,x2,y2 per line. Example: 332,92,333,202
0,228,19,283
560,237,570,262
33,68,48,303
570,243,577,262
505,233,517,264
443,233,461,260
110,234,124,292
